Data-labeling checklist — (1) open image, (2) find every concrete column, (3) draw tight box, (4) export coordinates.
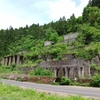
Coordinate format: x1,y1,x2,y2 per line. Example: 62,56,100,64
16,55,20,65
65,67,68,78
8,57,11,66
78,67,81,78
81,67,84,77
88,61,91,77
69,68,74,79
13,56,15,64
6,57,9,66
54,68,57,77
88,65,91,77
5,57,8,65
1,58,5,65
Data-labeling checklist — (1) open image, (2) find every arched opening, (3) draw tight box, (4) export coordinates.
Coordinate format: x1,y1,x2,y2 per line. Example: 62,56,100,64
56,69,59,77
63,68,65,76
68,68,70,78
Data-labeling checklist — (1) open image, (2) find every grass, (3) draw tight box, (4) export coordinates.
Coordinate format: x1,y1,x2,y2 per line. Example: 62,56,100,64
0,82,93,100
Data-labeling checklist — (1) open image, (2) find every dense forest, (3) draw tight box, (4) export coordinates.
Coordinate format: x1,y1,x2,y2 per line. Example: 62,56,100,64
0,0,100,64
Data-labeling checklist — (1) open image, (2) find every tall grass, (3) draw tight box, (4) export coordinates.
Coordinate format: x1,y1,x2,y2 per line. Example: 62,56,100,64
0,82,92,100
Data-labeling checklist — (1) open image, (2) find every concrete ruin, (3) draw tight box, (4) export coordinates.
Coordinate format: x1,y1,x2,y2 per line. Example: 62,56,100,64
44,41,53,46
39,54,100,79
1,32,100,79
39,54,89,79
44,33,79,47
1,54,100,79
1,55,24,66
64,32,79,42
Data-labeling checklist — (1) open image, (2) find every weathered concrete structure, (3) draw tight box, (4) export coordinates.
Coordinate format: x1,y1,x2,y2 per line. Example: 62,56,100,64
39,54,100,79
39,55,89,79
44,33,79,47
44,41,53,46
1,55,24,66
64,32,79,42
1,54,100,79
1,32,100,79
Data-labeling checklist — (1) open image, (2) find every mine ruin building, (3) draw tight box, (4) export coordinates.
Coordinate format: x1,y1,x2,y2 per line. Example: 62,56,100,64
1,33,100,79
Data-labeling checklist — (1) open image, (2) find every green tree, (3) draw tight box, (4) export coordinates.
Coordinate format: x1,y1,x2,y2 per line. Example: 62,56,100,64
92,0,100,8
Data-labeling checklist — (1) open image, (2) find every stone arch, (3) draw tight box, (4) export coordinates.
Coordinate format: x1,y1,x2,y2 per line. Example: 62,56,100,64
80,67,83,76
11,56,13,64
56,68,59,77
15,55,17,64
74,68,78,77
63,68,66,76
68,68,70,78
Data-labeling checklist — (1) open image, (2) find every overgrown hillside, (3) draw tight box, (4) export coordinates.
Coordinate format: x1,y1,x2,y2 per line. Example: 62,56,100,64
0,0,100,64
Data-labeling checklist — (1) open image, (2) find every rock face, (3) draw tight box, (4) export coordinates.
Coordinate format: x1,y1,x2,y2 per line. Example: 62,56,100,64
39,54,100,79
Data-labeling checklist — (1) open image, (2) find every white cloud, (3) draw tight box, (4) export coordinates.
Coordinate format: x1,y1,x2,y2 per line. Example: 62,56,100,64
47,0,76,20
47,0,88,20
0,0,88,29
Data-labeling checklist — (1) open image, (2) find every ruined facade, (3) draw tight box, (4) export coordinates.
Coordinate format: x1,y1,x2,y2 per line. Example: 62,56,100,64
64,32,79,42
1,32,100,79
1,55,23,66
39,54,90,79
1,54,100,79
39,54,100,79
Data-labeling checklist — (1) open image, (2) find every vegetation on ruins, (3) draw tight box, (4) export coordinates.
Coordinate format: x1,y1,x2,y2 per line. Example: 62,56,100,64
0,0,100,60
29,67,55,77
0,0,100,87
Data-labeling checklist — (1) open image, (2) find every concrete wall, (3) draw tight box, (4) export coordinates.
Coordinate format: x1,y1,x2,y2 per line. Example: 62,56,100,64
44,33,79,47
44,41,53,46
39,54,100,79
64,32,79,42
1,53,100,79
38,55,88,79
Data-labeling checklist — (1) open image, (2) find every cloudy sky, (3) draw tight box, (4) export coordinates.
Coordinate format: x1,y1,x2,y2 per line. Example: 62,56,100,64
0,0,88,29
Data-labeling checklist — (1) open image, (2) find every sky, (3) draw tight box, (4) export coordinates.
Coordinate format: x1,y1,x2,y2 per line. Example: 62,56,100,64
0,0,88,29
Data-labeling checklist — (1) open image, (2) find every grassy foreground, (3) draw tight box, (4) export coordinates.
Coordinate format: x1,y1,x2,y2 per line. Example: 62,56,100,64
0,82,93,100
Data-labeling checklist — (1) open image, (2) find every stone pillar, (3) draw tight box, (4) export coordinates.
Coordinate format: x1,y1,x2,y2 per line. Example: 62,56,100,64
69,68,74,79
54,68,57,77
1,58,5,65
16,55,20,65
65,67,68,78
13,56,15,64
81,67,84,77
8,57,11,66
5,57,8,65
88,61,91,77
78,67,81,78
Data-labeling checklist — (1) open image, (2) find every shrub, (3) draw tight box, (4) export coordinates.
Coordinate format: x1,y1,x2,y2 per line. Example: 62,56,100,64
56,55,62,60
11,63,16,70
0,66,12,73
90,74,100,87
60,76,71,85
29,67,55,77
29,70,35,75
